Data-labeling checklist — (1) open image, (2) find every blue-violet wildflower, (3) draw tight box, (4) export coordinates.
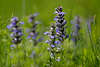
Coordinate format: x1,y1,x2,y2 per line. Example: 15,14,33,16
27,13,43,45
7,17,24,45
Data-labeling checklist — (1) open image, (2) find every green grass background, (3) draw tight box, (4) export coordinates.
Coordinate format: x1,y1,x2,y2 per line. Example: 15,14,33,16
0,0,100,67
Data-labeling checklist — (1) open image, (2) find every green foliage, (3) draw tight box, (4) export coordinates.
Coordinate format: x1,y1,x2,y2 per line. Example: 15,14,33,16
0,0,100,67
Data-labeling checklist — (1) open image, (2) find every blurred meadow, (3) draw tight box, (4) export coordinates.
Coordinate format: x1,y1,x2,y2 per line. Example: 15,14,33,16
0,0,100,67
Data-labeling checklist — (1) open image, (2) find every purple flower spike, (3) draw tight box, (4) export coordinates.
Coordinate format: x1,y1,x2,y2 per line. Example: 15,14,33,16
28,13,42,45
71,16,81,43
7,17,23,45
44,7,68,61
55,6,68,42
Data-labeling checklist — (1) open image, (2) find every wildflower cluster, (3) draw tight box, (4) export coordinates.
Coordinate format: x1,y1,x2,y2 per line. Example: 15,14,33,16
7,17,24,44
45,23,56,54
44,23,61,62
44,7,67,62
27,13,43,45
72,16,80,43
54,6,67,42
